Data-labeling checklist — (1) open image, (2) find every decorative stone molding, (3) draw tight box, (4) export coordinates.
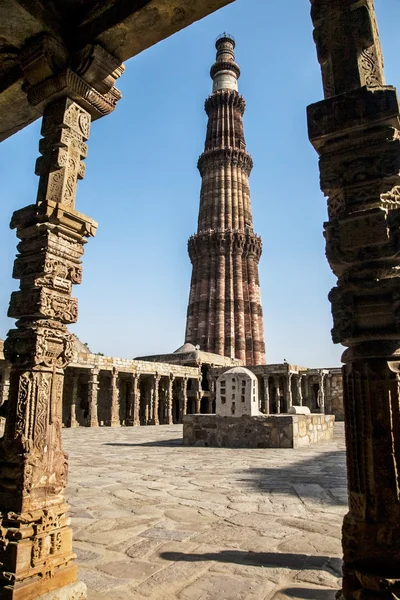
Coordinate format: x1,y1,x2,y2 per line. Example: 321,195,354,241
19,34,124,119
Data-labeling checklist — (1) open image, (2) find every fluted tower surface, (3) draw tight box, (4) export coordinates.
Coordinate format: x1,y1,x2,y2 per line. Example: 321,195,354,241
185,34,266,365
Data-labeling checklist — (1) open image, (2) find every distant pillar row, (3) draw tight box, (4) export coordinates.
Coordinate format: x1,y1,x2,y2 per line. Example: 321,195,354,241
185,35,266,366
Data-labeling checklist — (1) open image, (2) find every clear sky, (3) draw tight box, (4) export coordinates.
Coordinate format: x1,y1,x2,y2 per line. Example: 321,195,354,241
0,0,399,367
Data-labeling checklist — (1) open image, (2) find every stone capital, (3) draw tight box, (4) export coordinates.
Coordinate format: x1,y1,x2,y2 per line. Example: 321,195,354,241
19,34,124,119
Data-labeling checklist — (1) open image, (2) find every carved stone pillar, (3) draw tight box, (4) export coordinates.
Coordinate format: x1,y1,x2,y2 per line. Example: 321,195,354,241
151,374,160,425
110,368,120,427
195,376,203,413
207,373,216,413
275,378,281,414
167,374,174,425
0,363,11,407
180,377,188,422
296,375,303,407
133,374,141,426
286,373,293,411
70,371,79,428
317,371,326,414
128,373,140,426
0,35,123,599
309,1,400,597
262,375,270,414
88,368,99,428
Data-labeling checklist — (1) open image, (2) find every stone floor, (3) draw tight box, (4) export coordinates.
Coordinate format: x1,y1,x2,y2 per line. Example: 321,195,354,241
64,422,347,600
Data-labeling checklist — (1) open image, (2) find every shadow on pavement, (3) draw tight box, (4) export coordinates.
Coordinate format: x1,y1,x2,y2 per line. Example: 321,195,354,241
104,439,183,447
160,549,342,575
240,450,347,503
277,587,337,599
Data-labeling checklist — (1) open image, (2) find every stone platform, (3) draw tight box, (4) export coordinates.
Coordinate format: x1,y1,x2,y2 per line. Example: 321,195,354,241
183,414,335,448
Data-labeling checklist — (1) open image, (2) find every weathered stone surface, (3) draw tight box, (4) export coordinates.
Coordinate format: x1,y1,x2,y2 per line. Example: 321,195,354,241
60,422,347,599
183,414,335,448
36,581,87,600
309,1,400,597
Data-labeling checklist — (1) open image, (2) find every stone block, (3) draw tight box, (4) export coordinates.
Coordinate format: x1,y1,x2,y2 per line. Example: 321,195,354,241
182,414,335,448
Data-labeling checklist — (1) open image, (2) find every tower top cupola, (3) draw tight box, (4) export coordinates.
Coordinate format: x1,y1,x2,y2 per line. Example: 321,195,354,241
210,33,240,93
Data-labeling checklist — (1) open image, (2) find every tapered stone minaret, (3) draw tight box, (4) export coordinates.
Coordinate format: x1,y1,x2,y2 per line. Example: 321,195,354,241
185,34,266,365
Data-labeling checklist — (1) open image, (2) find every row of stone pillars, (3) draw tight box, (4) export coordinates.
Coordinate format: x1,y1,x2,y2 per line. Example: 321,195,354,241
69,368,201,427
261,372,327,414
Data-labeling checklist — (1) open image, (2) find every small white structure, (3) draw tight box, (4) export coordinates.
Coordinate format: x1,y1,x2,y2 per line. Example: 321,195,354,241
216,367,260,417
288,405,311,415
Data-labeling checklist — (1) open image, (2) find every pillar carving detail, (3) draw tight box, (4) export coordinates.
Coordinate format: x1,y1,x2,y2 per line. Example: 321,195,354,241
309,1,400,596
0,34,123,600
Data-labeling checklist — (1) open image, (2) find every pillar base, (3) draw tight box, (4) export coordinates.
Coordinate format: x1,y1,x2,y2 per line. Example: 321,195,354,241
341,569,400,600
1,565,81,600
37,581,86,600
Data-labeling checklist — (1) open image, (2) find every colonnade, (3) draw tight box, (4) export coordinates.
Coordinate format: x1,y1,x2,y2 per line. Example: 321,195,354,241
63,368,202,427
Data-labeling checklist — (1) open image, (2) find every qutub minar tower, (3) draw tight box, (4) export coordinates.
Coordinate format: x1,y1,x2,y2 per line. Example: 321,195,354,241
185,34,266,365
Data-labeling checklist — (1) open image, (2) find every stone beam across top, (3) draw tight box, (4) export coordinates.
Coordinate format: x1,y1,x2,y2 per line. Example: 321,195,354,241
0,0,235,141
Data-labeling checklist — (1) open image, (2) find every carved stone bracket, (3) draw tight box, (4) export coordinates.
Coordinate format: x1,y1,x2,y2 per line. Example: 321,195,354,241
19,34,124,119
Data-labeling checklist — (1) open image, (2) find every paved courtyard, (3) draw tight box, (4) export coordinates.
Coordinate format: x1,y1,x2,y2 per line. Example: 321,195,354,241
64,422,347,600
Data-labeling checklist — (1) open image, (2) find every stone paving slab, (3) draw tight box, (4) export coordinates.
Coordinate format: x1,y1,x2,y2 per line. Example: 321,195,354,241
63,422,347,599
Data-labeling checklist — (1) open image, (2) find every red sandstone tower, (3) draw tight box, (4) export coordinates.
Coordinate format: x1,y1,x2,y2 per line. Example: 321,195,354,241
185,34,266,365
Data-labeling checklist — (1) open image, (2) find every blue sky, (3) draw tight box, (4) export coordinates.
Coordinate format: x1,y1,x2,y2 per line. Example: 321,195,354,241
0,0,399,367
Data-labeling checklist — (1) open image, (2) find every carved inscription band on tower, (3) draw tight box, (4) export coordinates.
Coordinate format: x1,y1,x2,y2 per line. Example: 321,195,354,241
185,35,266,366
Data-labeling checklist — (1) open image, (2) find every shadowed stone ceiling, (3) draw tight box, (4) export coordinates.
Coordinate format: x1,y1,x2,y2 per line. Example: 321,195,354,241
0,0,234,140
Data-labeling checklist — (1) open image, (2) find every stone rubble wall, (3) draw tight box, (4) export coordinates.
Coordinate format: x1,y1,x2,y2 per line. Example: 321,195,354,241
183,414,335,448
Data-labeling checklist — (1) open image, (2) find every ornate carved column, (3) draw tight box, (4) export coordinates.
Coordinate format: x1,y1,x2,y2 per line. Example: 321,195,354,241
262,375,270,414
309,1,400,597
0,35,123,599
87,368,99,428
151,374,160,425
70,371,79,428
167,374,174,425
110,368,120,427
